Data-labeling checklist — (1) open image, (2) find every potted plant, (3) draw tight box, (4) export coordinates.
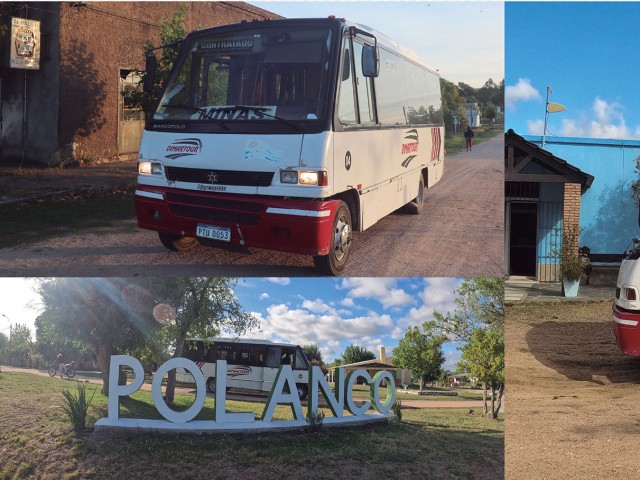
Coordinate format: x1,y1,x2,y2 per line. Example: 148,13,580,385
559,226,583,297
579,246,592,285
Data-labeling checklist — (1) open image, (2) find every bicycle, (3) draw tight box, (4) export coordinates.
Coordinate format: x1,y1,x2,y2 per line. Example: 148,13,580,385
48,361,76,379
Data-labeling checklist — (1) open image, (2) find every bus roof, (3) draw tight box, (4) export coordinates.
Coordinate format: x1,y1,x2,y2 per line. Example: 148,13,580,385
185,17,437,75
186,337,301,349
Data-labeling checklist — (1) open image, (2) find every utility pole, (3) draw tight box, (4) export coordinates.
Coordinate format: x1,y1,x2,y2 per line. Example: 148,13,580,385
1,314,11,369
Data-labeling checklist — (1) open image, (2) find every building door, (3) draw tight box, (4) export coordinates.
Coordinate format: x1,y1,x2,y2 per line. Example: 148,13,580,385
509,202,538,276
117,70,144,154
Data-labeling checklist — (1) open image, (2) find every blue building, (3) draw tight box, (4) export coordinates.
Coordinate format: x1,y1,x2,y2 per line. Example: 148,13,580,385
506,130,640,281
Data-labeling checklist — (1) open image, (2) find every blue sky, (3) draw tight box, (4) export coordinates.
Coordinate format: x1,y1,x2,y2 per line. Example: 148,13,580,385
506,2,640,139
0,277,465,370
250,1,504,87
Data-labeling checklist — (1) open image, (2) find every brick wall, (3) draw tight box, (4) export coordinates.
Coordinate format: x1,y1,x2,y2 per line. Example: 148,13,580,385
57,2,280,163
563,182,582,254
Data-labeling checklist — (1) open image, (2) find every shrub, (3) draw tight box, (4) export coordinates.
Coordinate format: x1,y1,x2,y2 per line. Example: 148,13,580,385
60,383,97,433
391,399,403,421
305,410,325,432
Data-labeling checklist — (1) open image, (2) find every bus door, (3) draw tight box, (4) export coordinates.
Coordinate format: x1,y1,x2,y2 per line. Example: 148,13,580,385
263,346,283,390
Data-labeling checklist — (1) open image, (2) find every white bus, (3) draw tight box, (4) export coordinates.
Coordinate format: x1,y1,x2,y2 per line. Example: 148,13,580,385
176,338,311,400
136,17,444,275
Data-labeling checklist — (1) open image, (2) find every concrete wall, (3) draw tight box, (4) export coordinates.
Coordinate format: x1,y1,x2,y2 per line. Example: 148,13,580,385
0,2,60,165
1,2,279,165
523,135,640,255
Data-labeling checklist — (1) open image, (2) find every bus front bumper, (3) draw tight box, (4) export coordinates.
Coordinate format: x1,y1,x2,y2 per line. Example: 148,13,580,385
135,186,339,256
612,304,640,356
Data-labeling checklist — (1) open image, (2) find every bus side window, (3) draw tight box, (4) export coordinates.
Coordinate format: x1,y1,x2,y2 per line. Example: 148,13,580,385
337,41,357,124
266,347,282,368
294,349,309,370
239,351,251,366
353,42,374,124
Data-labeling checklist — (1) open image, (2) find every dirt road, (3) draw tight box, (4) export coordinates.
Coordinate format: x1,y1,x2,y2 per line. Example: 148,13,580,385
506,301,640,479
0,134,502,277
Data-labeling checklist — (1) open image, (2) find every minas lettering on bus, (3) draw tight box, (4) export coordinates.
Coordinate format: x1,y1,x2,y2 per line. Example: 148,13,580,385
95,355,397,432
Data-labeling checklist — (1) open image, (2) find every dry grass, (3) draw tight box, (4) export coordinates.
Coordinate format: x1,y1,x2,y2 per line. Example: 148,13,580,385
0,372,503,480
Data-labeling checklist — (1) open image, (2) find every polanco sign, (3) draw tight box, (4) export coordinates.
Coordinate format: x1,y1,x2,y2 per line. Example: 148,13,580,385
95,356,397,433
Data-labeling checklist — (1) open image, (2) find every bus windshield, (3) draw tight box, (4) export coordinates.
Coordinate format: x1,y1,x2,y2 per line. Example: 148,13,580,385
154,26,334,124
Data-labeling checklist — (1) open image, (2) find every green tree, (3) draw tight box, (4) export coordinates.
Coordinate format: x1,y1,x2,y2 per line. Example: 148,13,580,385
392,322,446,391
341,344,375,365
9,324,33,359
440,78,466,135
434,278,504,418
459,328,504,419
36,278,160,395
0,332,8,350
302,343,323,365
433,278,504,342
122,3,188,113
142,277,258,405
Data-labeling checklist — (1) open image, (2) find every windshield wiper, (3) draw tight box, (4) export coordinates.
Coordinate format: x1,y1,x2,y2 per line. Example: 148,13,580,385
231,105,303,132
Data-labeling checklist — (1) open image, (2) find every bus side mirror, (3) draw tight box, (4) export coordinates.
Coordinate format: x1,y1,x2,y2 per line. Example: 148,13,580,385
144,54,157,94
362,45,379,77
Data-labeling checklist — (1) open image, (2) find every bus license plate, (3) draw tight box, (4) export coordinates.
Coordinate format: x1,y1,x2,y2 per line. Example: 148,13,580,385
196,224,231,242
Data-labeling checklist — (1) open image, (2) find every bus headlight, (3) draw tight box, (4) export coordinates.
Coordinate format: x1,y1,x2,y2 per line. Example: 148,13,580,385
280,170,299,184
281,170,328,186
139,161,163,175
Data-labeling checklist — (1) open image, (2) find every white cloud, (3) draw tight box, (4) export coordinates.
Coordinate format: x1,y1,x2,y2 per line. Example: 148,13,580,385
526,119,545,136
339,278,415,309
259,293,269,300
301,298,337,315
251,304,395,354
265,277,290,286
340,297,356,307
548,97,636,139
505,78,541,110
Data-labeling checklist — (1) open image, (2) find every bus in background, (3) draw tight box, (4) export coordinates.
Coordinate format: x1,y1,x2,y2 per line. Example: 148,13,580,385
176,338,311,400
136,17,444,275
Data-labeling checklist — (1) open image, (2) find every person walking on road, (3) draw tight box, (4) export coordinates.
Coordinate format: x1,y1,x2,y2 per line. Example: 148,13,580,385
464,126,475,151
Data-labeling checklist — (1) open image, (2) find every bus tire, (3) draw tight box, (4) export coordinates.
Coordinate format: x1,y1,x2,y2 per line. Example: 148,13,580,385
158,232,199,252
297,384,308,401
206,377,216,394
404,175,425,215
313,201,352,276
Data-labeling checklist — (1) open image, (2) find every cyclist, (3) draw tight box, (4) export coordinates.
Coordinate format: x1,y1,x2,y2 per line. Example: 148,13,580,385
56,353,66,378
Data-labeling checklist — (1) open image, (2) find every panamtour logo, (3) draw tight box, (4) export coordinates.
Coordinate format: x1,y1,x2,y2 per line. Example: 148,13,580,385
227,366,252,377
401,129,419,168
165,138,202,160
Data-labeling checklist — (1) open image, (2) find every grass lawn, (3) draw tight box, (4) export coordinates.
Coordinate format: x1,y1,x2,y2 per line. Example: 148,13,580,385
0,188,136,248
0,372,503,480
445,127,502,155
348,383,484,401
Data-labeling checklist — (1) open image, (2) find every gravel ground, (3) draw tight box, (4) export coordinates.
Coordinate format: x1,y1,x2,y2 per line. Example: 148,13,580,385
0,134,503,277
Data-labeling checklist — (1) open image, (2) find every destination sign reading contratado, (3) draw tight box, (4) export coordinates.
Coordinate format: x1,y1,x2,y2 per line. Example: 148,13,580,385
198,39,253,50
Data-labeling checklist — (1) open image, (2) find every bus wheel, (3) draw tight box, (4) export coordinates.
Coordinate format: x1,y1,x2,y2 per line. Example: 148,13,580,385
404,175,425,215
313,201,352,276
206,378,216,394
158,232,199,252
297,384,308,401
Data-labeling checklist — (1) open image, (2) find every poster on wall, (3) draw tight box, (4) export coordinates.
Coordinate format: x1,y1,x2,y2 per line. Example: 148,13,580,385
10,17,40,70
